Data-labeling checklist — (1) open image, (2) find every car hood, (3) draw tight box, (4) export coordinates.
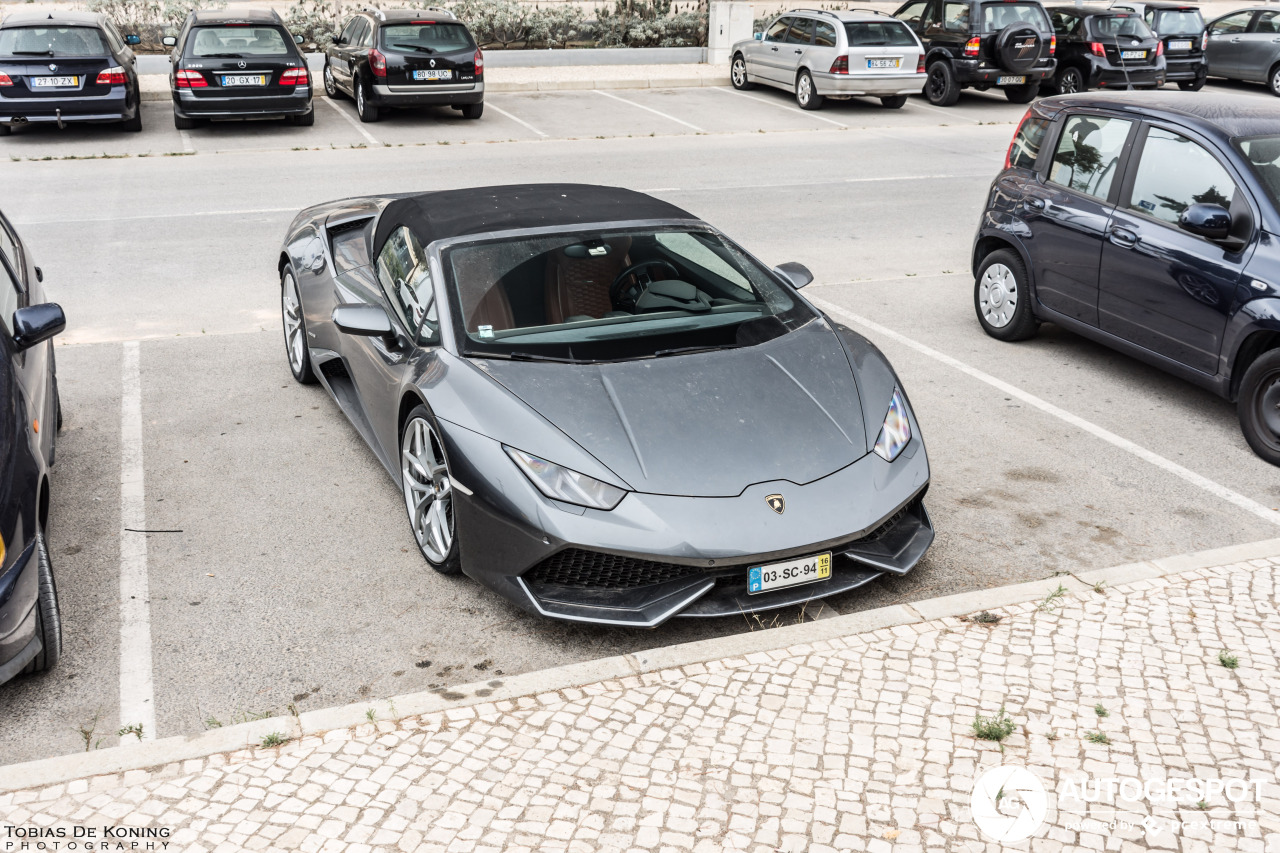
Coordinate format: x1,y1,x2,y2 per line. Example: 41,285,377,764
477,320,868,497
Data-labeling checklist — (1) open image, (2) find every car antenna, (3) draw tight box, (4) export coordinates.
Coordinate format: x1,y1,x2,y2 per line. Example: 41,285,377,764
1112,23,1133,90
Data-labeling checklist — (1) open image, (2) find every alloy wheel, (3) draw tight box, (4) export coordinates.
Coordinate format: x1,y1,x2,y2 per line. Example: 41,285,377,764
797,74,812,105
978,263,1018,328
281,273,305,374
1060,68,1081,94
927,67,945,100
732,58,746,87
1273,68,1280,96
401,417,454,564
357,83,365,114
324,65,336,97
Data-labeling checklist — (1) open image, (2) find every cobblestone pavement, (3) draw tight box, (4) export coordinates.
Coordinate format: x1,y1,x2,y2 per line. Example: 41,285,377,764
2,557,1279,852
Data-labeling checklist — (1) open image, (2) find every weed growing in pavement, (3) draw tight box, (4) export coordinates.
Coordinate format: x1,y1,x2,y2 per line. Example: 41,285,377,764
204,716,222,729
76,711,105,751
1085,730,1110,745
961,611,1002,625
388,700,397,718
260,732,288,748
1093,580,1107,594
1218,650,1239,669
1038,584,1068,613
972,708,1016,742
1196,800,1209,810
365,708,377,722
118,723,144,742
1094,704,1109,718
1046,731,1059,742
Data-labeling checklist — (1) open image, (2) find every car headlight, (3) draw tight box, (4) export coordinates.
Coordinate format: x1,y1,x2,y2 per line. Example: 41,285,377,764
504,447,626,510
872,387,912,462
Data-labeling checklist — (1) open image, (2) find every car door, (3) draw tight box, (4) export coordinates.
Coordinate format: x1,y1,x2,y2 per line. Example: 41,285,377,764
782,16,816,84
1235,9,1280,82
0,220,51,465
1019,112,1138,326
1097,124,1251,375
334,17,365,90
1204,9,1254,78
757,16,794,83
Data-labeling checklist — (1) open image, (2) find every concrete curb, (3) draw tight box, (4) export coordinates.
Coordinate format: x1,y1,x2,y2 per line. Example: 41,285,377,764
3,535,1278,793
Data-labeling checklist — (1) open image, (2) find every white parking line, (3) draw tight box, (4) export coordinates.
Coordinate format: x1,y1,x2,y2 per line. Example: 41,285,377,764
808,295,1280,528
119,341,157,744
321,96,380,147
907,100,984,121
710,86,849,129
179,130,195,154
594,90,704,132
486,102,547,138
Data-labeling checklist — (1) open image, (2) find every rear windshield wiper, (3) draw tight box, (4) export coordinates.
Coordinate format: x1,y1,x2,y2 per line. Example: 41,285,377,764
13,49,54,55
651,344,742,359
198,52,245,58
391,43,436,53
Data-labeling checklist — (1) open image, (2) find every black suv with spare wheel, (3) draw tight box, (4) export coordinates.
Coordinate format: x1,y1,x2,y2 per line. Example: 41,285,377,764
162,8,313,129
323,8,483,123
895,0,1057,104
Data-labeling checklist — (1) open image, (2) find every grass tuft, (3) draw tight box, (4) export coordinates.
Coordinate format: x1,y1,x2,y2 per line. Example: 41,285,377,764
972,707,1016,742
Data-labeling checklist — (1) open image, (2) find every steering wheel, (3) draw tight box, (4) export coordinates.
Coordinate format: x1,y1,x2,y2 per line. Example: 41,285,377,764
609,259,681,308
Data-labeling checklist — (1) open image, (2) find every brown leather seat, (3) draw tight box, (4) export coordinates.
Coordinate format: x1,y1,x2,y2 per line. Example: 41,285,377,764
466,284,514,333
544,237,632,324
454,249,516,334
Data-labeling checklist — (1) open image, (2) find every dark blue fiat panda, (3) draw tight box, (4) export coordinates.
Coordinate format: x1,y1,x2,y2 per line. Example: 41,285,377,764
973,92,1280,465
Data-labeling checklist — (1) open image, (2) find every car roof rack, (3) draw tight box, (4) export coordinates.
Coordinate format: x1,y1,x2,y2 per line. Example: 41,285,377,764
846,7,891,15
364,6,386,20
791,8,843,19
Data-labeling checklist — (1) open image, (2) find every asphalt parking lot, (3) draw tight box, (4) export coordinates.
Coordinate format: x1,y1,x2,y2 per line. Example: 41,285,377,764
3,80,1279,765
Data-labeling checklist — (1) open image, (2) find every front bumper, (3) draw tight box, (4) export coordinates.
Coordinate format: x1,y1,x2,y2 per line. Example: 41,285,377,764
174,87,312,119
445,422,932,627
953,58,1056,86
0,87,133,127
813,71,925,97
0,542,39,685
371,80,483,106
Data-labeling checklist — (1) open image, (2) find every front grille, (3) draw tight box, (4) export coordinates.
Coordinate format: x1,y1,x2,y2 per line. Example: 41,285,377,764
527,549,700,590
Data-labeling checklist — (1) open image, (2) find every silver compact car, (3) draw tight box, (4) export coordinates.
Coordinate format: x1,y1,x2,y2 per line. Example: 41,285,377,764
731,9,926,110
1205,6,1280,95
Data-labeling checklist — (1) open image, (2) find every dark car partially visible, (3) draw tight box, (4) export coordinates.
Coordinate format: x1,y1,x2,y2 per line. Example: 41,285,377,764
1045,6,1166,93
0,11,142,134
163,8,312,129
0,209,66,686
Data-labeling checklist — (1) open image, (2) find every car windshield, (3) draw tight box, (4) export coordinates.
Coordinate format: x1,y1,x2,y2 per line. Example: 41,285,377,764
1236,135,1280,209
382,22,474,53
844,21,917,46
188,26,290,57
1152,9,1203,34
1091,14,1154,38
0,26,109,57
981,3,1051,32
441,228,814,362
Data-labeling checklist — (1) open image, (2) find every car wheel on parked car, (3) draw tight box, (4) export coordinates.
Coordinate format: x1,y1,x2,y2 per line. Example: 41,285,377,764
121,105,142,132
880,94,908,109
289,110,315,126
281,265,316,384
20,529,62,676
400,406,461,576
1178,77,1205,92
795,70,823,110
731,54,755,90
1056,66,1086,94
461,101,483,119
1269,64,1280,97
174,112,199,130
323,63,343,99
1238,349,1280,465
974,249,1038,341
1004,81,1039,103
355,75,378,122
926,62,961,106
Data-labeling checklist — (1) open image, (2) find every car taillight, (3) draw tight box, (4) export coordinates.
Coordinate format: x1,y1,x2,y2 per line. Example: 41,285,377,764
280,67,309,86
1156,41,1163,56
830,55,848,74
0,72,12,87
1201,31,1208,51
369,48,387,78
916,54,925,73
96,66,127,85
474,48,483,75
175,69,207,88
964,36,981,57
1090,42,1106,56
1050,34,1056,55
1005,108,1032,170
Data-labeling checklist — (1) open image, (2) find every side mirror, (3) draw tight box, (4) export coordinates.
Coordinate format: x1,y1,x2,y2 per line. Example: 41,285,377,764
754,31,763,40
162,36,177,47
125,34,141,45
333,35,346,45
1179,203,1232,241
293,33,304,44
333,304,394,339
13,303,66,352
774,261,814,289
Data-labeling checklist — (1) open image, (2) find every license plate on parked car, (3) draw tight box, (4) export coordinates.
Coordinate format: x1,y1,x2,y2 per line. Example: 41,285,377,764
866,58,901,69
412,69,452,80
1121,50,1146,59
748,552,831,594
1169,39,1193,50
31,76,78,88
220,75,266,87
997,75,1026,85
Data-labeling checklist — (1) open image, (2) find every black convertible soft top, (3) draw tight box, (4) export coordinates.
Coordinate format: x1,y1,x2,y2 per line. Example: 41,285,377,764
374,184,699,250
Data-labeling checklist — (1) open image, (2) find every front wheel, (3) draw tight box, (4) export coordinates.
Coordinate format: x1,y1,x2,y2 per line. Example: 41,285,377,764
974,249,1039,341
926,61,961,106
281,265,316,384
1004,81,1039,103
355,76,379,122
21,529,62,676
401,406,462,575
879,94,908,109
461,101,483,119
323,63,344,99
1055,66,1086,95
795,70,824,110
731,54,755,90
1238,349,1280,466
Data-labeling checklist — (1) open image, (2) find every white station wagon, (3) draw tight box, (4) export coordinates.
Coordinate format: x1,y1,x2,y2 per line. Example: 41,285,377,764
731,8,927,110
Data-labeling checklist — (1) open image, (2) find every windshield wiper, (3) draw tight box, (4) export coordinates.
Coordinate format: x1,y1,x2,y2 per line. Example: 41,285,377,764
391,43,436,53
651,344,742,359
199,52,245,58
13,49,54,55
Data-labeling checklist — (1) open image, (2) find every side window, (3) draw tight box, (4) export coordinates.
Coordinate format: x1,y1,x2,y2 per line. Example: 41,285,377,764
103,23,126,53
376,227,438,342
339,17,361,43
0,260,18,336
942,1,971,32
359,19,375,47
765,17,791,42
0,221,18,275
897,1,929,30
1050,11,1079,35
1254,10,1280,33
815,21,837,47
1127,128,1236,227
786,17,814,44
1047,115,1132,200
1008,116,1051,170
1209,11,1251,35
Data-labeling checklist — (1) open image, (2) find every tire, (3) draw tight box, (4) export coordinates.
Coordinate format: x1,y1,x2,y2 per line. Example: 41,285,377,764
974,249,1039,341
289,109,315,126
1269,64,1280,97
323,62,344,99
731,53,755,90
795,69,824,110
121,105,142,132
1055,66,1086,95
174,112,198,130
880,94,908,109
1004,81,1039,103
355,75,379,122
0,124,10,136
461,101,483,119
1237,348,1280,466
280,265,316,384
21,529,62,676
400,405,462,575
1178,77,1206,91
926,61,961,106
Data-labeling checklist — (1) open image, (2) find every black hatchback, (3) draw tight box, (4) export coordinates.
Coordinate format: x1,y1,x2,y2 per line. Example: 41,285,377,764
0,11,142,134
1112,1,1207,90
162,8,312,129
973,93,1280,465
1045,6,1166,93
0,209,66,686
323,9,483,123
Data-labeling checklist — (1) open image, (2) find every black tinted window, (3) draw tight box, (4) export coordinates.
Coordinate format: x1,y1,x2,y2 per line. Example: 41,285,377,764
815,21,837,46
765,18,791,40
382,22,475,52
0,26,109,56
845,21,918,45
786,18,815,44
1048,114,1132,199
981,2,1050,32
189,26,290,56
1129,128,1235,226
1008,116,1050,169
1089,15,1153,38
